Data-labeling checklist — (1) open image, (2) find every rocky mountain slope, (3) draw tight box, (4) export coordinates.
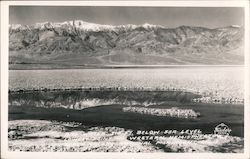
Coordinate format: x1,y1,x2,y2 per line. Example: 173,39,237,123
9,20,244,67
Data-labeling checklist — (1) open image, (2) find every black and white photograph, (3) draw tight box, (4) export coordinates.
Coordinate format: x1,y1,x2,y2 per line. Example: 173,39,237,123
1,1,250,158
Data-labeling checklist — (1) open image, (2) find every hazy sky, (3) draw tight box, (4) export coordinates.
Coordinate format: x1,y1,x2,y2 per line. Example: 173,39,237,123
9,6,244,28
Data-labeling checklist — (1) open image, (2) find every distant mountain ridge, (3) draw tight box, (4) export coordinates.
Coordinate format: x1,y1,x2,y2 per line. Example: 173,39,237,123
9,20,244,68
9,20,165,32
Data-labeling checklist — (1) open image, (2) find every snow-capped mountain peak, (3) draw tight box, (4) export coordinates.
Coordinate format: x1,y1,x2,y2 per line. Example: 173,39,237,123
9,24,22,29
10,20,165,32
9,24,30,30
231,25,241,28
141,23,163,29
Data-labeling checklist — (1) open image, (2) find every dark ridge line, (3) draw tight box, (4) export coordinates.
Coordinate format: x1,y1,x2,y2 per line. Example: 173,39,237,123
9,64,244,70
8,87,192,94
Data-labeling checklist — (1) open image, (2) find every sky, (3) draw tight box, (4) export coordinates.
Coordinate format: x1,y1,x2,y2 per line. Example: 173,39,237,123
9,6,244,28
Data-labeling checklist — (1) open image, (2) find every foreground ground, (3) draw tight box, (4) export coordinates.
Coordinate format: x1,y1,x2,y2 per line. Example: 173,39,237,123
8,120,243,153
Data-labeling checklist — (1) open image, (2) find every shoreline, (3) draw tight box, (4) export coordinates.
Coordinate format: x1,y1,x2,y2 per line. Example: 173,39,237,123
9,64,244,70
8,88,244,105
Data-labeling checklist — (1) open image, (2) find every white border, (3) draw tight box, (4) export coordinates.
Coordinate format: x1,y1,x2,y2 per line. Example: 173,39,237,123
1,1,249,159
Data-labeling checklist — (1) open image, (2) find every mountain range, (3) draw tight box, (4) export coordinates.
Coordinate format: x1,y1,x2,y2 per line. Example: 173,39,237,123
9,20,244,69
